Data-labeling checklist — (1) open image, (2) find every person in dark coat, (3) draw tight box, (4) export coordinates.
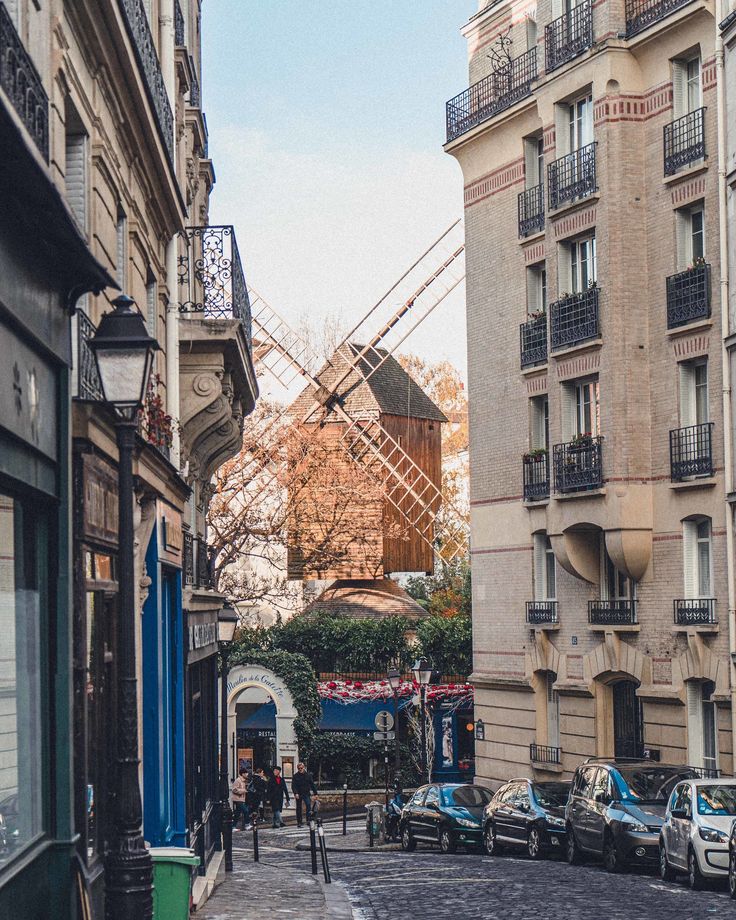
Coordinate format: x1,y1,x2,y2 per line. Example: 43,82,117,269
292,762,318,827
266,766,291,828
245,769,266,829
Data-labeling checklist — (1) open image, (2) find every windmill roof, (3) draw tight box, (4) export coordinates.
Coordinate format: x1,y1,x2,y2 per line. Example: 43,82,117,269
290,344,447,423
303,578,430,620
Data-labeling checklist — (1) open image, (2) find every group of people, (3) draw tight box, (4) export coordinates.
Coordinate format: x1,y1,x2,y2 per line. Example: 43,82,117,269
231,762,319,830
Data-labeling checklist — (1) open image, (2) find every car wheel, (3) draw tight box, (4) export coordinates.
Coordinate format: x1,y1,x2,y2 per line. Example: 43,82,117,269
401,826,416,852
688,847,705,891
484,822,503,856
602,833,624,874
439,827,456,855
659,841,676,882
729,848,736,899
566,825,584,865
527,825,543,860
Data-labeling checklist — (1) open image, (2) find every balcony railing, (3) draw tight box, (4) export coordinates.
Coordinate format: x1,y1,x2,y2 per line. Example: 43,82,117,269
76,311,105,401
174,0,185,45
588,599,637,625
545,0,593,73
550,287,599,350
526,601,558,625
520,315,548,368
119,0,174,163
445,48,537,142
523,453,550,501
179,226,252,343
530,743,561,765
691,766,721,779
553,435,603,493
188,56,200,107
666,262,710,328
0,2,49,160
664,108,705,176
518,183,545,238
670,422,714,481
548,142,597,210
674,598,717,626
195,536,212,589
625,0,694,36
183,532,194,586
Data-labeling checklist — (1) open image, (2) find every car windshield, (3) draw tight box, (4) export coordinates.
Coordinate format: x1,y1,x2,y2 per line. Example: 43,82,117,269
532,783,570,808
616,766,696,803
443,786,493,808
697,785,736,816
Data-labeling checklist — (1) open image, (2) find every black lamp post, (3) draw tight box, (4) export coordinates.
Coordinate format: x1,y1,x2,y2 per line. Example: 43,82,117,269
90,295,159,920
412,657,433,783
387,668,402,789
218,601,238,872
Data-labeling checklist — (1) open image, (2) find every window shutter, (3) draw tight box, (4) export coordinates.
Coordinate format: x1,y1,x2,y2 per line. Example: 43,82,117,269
526,17,538,52
525,139,538,187
557,244,571,297
116,211,127,289
561,382,576,441
65,133,87,233
531,397,546,449
527,267,539,315
686,681,704,768
146,280,157,335
547,673,561,748
679,363,696,427
675,209,689,271
533,534,546,601
554,104,569,157
672,60,686,120
683,520,697,598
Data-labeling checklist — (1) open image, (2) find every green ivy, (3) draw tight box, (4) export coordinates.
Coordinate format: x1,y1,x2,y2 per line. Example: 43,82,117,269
415,614,472,677
307,732,419,789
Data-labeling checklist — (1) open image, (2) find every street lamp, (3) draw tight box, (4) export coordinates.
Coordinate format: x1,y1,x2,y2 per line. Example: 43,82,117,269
387,668,402,789
218,601,239,872
412,658,433,783
90,295,159,920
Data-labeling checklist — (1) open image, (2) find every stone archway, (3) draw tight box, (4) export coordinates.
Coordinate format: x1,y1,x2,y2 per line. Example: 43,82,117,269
225,665,299,780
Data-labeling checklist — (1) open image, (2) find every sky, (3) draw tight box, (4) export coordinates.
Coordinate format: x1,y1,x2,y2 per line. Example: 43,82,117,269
201,1,476,400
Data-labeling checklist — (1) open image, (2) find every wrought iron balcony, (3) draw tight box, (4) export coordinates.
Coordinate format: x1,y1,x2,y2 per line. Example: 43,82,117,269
666,262,710,328
530,743,561,765
674,598,717,626
553,435,603,493
545,0,593,73
174,0,185,45
523,452,550,501
119,0,174,162
0,2,49,160
188,56,200,107
588,599,637,626
664,108,705,176
183,531,194,586
445,48,537,142
526,601,558,625
548,142,597,210
518,184,545,238
76,310,105,401
691,766,721,779
520,315,548,368
179,225,252,343
195,536,212,588
670,422,714,481
625,0,694,36
550,286,599,351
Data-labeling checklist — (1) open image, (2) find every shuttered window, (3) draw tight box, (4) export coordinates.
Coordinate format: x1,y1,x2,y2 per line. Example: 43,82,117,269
527,264,547,316
678,360,707,427
530,395,549,450
533,533,556,600
524,136,544,187
546,672,560,749
686,681,704,768
116,208,127,290
146,276,157,336
575,378,599,436
675,205,705,270
568,95,593,152
65,132,87,233
672,56,702,119
560,382,577,441
683,518,712,598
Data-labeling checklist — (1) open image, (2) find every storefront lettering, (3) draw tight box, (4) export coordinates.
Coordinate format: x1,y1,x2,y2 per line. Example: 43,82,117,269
189,622,218,651
82,455,119,546
227,671,287,702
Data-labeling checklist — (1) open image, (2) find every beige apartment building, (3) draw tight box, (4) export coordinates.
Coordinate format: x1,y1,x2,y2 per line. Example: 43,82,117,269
446,0,734,785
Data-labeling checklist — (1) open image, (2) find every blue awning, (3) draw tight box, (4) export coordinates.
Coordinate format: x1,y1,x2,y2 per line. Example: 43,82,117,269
237,701,276,730
318,698,408,733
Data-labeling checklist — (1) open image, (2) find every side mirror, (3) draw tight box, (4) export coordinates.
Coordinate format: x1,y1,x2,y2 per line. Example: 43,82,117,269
671,807,690,820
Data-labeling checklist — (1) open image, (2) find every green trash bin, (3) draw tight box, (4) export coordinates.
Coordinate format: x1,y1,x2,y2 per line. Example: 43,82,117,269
150,846,200,920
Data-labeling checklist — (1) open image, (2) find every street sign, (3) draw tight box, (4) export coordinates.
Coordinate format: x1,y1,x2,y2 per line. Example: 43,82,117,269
374,710,394,731
373,730,395,741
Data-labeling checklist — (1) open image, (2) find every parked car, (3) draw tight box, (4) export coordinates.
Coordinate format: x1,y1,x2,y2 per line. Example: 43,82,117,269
729,809,736,898
660,778,736,889
399,783,492,853
483,779,570,859
566,759,698,872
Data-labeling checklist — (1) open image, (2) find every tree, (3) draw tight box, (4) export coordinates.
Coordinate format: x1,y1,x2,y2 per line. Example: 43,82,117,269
415,613,472,679
405,558,471,618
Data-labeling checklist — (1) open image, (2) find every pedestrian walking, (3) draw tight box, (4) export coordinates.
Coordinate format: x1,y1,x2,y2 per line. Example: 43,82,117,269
255,767,269,822
267,765,291,828
292,761,318,827
231,768,250,830
246,769,266,829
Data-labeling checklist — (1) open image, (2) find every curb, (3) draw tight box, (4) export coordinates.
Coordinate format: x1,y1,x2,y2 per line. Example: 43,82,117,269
294,841,400,854
320,878,355,920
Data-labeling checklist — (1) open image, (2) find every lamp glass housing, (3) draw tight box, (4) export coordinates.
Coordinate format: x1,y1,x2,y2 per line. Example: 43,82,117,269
218,603,238,644
412,657,433,686
387,668,401,691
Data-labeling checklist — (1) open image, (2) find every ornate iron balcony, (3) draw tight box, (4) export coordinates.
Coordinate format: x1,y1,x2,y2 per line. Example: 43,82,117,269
530,743,561,765
119,0,174,162
666,262,710,328
183,531,195,586
526,601,558,625
520,315,548,368
625,0,694,36
670,422,714,481
588,599,637,625
174,0,185,45
196,536,212,588
189,56,200,107
76,310,105,401
674,598,716,626
445,48,537,142
664,108,705,176
0,2,49,160
553,435,603,493
548,142,597,210
523,453,550,501
550,287,599,351
179,225,252,343
518,184,545,238
545,0,593,73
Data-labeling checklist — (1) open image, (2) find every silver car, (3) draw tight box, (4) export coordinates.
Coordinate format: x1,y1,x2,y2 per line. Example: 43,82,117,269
660,778,736,888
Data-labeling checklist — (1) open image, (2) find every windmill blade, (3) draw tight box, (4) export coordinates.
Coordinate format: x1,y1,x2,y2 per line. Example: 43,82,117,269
249,287,324,389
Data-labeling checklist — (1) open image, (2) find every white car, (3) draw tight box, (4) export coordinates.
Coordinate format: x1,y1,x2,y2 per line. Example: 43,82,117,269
659,777,736,888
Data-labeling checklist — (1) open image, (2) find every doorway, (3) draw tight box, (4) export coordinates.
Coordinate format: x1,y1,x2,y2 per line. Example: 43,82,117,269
612,680,644,759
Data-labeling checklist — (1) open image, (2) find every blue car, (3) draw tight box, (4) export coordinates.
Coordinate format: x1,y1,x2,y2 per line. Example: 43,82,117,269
400,783,492,853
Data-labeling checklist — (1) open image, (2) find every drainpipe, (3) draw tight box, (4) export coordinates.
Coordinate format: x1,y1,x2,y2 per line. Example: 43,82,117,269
166,237,181,468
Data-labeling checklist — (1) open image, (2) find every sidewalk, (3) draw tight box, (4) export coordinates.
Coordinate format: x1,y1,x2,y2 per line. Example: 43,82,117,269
258,818,400,853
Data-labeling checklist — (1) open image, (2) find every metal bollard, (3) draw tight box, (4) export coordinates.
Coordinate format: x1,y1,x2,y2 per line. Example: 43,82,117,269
368,810,374,848
309,819,318,875
317,819,331,884
342,784,348,836
252,815,259,862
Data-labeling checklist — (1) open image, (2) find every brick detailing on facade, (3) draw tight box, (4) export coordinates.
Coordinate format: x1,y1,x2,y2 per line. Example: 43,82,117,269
464,158,525,208
671,176,707,207
552,206,597,240
526,374,548,394
672,334,710,359
523,241,545,264
703,56,717,90
556,352,601,380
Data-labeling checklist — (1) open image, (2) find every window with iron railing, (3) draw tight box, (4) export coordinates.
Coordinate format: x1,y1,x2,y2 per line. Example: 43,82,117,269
518,184,545,237
0,2,49,160
545,0,593,73
553,434,603,492
664,108,706,176
670,422,713,481
674,598,716,626
588,598,637,625
625,0,694,36
548,142,597,210
550,287,599,351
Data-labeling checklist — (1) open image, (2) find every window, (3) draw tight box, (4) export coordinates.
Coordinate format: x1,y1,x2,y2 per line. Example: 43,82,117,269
679,360,708,428
600,537,635,601
533,534,556,600
530,395,549,451
675,204,705,271
524,135,545,187
527,264,547,317
65,101,88,234
683,517,712,598
673,55,702,118
116,206,127,290
546,672,560,749
686,680,718,774
526,15,538,51
558,235,596,296
568,94,593,152
561,377,599,440
146,270,157,336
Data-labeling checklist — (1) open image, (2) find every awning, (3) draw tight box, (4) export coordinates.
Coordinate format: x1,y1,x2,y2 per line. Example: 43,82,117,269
237,701,276,730
318,698,408,733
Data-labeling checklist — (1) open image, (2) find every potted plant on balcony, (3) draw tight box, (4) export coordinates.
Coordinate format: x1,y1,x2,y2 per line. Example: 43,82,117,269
139,373,174,450
570,431,593,449
523,447,548,462
686,256,706,272
527,308,546,322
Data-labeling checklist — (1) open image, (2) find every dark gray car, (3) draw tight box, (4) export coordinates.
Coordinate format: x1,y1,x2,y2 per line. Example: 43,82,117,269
565,760,697,872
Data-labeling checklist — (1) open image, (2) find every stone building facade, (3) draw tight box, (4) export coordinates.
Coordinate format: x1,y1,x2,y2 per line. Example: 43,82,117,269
446,0,734,785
